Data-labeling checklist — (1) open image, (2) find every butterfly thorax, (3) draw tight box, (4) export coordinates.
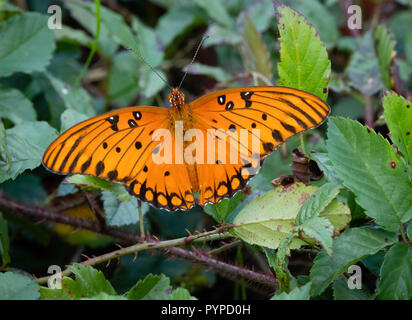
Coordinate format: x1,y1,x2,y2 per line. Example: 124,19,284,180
168,88,194,130
168,88,185,111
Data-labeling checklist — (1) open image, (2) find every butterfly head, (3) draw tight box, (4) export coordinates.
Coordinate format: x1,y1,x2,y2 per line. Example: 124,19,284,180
168,88,185,109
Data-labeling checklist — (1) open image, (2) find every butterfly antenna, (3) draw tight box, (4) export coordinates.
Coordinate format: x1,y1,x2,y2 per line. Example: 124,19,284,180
178,33,209,91
126,46,173,91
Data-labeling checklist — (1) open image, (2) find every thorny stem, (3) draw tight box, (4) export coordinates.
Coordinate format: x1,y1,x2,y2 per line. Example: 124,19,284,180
36,230,231,285
208,239,242,255
0,194,278,292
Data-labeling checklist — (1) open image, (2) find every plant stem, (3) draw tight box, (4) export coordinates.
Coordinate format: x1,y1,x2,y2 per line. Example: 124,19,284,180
399,223,409,246
138,200,144,238
0,194,278,292
36,230,231,285
76,0,101,86
299,134,306,154
363,93,374,128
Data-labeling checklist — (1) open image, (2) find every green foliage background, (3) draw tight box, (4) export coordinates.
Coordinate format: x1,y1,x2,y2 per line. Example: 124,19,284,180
0,0,411,300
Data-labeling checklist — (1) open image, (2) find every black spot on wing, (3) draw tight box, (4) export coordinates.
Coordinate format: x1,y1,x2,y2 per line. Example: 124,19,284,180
263,142,274,152
81,157,92,173
108,170,118,180
96,161,105,176
272,129,283,142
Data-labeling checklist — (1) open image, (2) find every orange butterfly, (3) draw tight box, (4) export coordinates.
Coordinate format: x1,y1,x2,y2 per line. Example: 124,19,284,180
42,86,330,211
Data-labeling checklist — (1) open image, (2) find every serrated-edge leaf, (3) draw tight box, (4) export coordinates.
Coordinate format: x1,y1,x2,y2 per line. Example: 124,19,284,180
377,242,412,300
333,277,373,300
297,216,333,256
126,274,171,300
0,12,55,77
296,181,342,224
65,263,117,297
310,227,398,296
0,272,40,300
0,87,36,124
383,92,412,169
374,25,396,90
275,1,331,100
271,282,311,300
327,117,412,231
101,191,143,227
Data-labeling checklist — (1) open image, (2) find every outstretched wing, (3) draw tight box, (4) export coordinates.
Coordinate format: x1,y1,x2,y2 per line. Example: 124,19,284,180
42,106,196,211
188,86,330,206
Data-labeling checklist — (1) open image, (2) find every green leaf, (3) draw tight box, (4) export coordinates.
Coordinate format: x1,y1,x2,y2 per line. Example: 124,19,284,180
66,175,132,202
138,66,166,99
374,26,396,90
40,264,116,300
67,263,116,296
204,190,248,223
185,63,232,83
102,191,148,227
204,24,241,47
347,31,382,95
0,121,58,183
396,0,412,5
155,3,198,47
272,236,293,292
0,120,10,172
310,227,398,296
310,152,339,182
126,274,172,300
248,0,275,32
377,243,412,300
132,17,163,69
297,216,333,256
331,97,365,120
383,92,412,168
0,272,40,300
45,73,96,117
0,87,36,124
67,0,145,58
60,109,89,133
193,0,233,29
275,2,331,100
286,0,339,49
407,222,412,240
54,25,94,47
85,292,127,300
326,117,412,231
66,0,117,57
231,183,350,250
0,212,10,267
108,51,139,106
296,181,342,224
169,288,197,300
239,14,273,85
0,12,55,77
333,277,373,300
271,282,311,300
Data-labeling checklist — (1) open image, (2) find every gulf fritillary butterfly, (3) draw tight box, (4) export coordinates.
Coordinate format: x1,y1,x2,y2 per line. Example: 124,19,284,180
42,86,330,211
